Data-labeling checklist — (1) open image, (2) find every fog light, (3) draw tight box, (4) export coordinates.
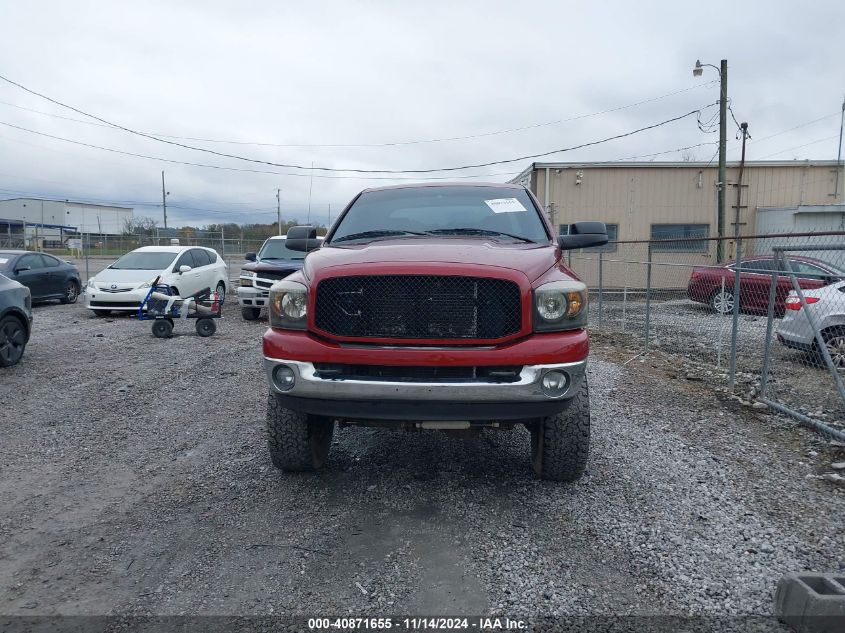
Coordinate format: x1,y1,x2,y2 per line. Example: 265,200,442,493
273,365,296,392
541,370,569,398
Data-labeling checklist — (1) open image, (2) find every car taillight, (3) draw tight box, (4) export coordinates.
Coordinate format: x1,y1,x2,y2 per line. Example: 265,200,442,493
785,296,820,310
691,271,702,280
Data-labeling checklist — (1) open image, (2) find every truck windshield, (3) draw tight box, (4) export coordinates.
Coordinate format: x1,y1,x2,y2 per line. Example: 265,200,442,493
258,239,305,260
329,186,549,244
110,251,178,270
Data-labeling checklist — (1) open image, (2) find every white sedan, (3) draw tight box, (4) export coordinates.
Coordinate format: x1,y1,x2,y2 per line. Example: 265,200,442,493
84,246,228,316
777,280,845,368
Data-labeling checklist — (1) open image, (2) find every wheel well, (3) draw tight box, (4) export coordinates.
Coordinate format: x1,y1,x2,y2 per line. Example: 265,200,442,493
821,325,845,340
0,309,30,342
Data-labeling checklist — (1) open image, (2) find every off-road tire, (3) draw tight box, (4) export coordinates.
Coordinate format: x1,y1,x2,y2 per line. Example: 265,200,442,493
241,307,261,321
267,393,334,471
530,377,590,482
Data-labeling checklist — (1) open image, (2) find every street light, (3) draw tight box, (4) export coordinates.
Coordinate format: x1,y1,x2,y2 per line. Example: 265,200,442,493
693,58,728,262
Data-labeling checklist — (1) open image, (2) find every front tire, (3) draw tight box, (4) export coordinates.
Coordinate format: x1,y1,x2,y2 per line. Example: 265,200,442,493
215,282,226,304
0,315,27,368
241,307,261,321
267,394,334,471
530,378,590,482
60,280,79,304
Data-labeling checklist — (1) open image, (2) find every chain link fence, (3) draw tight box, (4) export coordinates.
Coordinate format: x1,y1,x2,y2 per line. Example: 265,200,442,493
569,230,845,440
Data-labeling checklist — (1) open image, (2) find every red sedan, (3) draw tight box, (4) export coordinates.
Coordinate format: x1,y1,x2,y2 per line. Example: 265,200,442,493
687,256,844,315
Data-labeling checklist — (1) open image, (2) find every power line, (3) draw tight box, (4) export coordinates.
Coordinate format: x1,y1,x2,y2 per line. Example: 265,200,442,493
0,121,519,181
750,113,840,144
0,73,717,173
756,135,840,159
0,102,717,175
0,82,715,149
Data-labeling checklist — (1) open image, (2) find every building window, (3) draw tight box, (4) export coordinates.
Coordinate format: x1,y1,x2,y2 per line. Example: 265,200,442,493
650,223,709,252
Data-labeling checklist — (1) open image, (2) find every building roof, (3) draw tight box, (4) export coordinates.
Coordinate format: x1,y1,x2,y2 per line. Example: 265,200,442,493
0,197,132,211
512,159,844,184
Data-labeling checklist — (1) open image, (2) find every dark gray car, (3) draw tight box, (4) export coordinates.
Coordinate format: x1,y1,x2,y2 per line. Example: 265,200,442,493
0,250,81,304
0,273,33,367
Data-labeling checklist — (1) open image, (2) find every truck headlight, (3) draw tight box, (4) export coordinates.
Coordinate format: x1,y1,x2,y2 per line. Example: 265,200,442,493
269,280,308,330
239,273,254,287
533,280,587,331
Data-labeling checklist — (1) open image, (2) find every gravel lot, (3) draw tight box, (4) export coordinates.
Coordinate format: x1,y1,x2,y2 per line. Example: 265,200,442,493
1,299,843,627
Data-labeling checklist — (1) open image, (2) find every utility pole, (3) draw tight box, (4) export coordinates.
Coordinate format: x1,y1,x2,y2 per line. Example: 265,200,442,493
834,95,844,202
717,59,728,262
728,122,750,389
276,188,282,235
161,171,169,229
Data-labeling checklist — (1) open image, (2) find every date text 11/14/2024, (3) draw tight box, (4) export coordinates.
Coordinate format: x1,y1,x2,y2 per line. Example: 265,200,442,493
307,617,527,630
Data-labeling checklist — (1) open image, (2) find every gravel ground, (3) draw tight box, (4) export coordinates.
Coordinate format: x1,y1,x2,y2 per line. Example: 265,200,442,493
1,300,843,628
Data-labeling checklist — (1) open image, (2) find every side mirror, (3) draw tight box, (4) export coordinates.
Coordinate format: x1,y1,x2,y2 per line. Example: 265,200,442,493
245,252,257,262
14,266,31,274
179,265,192,274
558,221,608,251
286,226,321,252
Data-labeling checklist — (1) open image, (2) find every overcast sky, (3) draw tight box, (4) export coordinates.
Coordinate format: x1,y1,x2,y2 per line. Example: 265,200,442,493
0,0,843,228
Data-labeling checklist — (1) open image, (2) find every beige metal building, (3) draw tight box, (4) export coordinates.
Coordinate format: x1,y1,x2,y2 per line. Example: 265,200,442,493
511,160,844,288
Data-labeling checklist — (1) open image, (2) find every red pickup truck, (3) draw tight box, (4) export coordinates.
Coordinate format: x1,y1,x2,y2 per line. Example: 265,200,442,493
262,183,607,481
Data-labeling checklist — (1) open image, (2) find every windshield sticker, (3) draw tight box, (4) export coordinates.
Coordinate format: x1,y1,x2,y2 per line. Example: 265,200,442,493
484,198,527,213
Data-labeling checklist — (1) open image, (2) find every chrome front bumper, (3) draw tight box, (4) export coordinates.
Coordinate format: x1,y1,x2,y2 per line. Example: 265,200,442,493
264,357,587,402
237,286,270,308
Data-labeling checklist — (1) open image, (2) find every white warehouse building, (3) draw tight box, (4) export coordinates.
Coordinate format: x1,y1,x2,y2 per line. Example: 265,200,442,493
0,198,134,248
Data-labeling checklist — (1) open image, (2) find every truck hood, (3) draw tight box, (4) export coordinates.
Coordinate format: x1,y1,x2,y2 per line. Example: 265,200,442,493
304,238,558,283
241,259,305,274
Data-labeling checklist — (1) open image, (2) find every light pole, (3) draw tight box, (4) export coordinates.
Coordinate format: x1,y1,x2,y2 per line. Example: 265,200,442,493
835,95,844,202
694,59,728,262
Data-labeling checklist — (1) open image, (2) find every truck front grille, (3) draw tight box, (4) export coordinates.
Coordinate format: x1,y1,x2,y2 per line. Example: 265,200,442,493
314,275,522,340
313,363,523,383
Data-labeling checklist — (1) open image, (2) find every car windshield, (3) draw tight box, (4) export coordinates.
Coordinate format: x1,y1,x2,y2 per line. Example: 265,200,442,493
109,251,177,270
0,253,17,269
258,239,305,260
329,186,549,244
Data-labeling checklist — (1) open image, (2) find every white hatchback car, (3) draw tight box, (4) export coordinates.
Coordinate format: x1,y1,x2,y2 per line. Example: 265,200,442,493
777,280,845,368
84,246,228,316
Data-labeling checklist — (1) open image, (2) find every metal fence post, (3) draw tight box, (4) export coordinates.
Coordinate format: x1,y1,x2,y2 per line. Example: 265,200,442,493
598,252,604,328
759,262,781,398
644,243,652,352
728,235,743,389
